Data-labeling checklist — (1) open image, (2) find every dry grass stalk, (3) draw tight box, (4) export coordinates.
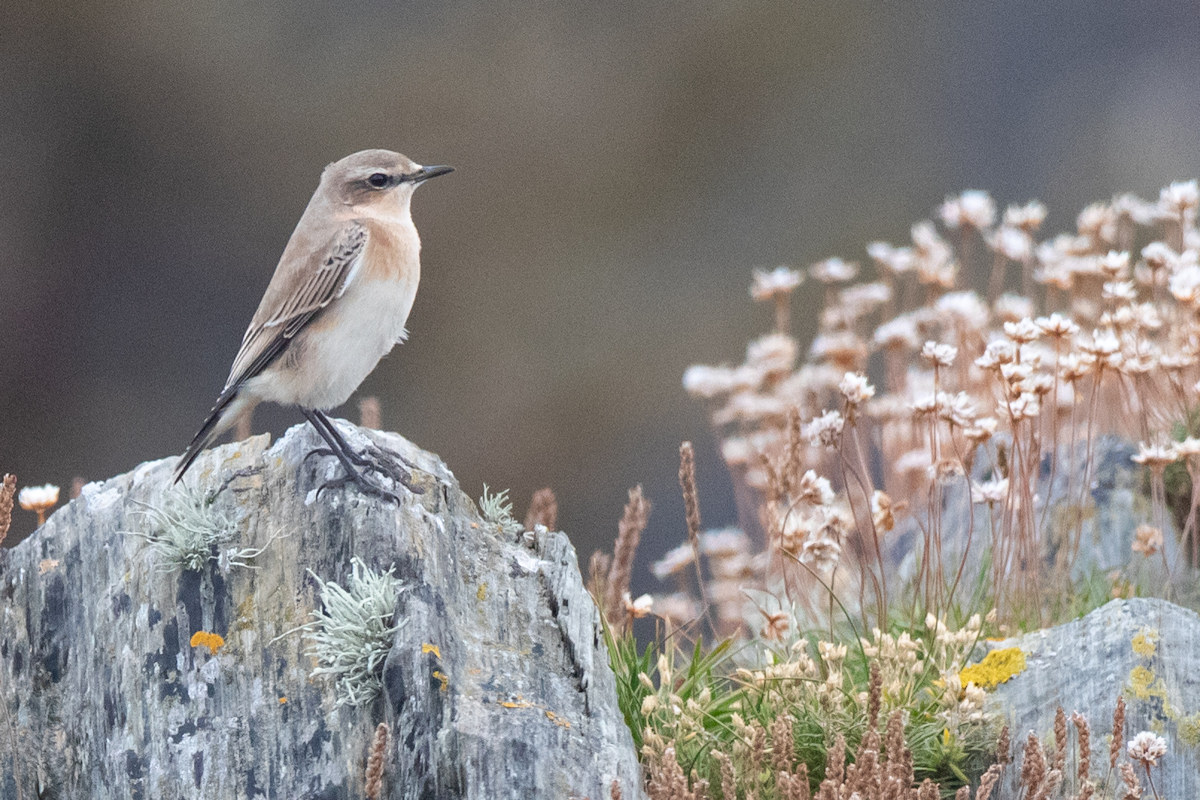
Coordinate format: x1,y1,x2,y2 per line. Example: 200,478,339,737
1118,762,1143,799
364,722,389,800
646,746,704,800
358,396,382,429
1071,711,1092,786
1020,732,1047,797
0,474,15,546
975,763,1003,800
588,550,612,611
70,477,86,499
604,486,651,630
712,749,736,800
1053,706,1068,774
523,487,558,530
1110,696,1126,769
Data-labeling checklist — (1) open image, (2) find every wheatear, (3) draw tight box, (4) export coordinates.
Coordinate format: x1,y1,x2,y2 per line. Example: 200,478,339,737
173,149,453,500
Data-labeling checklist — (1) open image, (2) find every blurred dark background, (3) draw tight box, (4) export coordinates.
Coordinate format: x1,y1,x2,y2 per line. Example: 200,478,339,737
3,2,1199,592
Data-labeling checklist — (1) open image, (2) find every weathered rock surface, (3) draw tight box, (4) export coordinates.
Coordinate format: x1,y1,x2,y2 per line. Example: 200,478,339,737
986,598,1200,798
0,422,643,799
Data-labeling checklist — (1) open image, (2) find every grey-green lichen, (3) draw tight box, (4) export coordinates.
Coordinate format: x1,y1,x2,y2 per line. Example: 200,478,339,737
123,488,273,573
298,557,405,707
479,485,523,536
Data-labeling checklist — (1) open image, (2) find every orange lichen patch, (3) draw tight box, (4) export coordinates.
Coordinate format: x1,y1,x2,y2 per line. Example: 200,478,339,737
278,697,288,704
959,647,1026,690
421,643,441,659
189,630,225,655
1131,629,1158,657
545,710,571,729
38,558,61,574
432,670,449,692
499,695,535,709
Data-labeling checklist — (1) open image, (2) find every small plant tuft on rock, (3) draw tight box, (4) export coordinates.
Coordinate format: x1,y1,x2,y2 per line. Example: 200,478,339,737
300,557,404,707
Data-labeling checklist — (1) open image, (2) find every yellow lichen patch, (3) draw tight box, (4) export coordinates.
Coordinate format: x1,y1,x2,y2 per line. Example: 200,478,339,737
433,670,449,693
422,643,441,659
1131,629,1158,657
189,630,225,655
545,710,571,729
1178,712,1200,748
38,558,60,574
959,647,1026,690
477,583,488,601
1128,665,1169,703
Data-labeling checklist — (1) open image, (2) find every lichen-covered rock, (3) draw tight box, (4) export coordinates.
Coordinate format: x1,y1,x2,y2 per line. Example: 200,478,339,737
985,598,1200,798
0,422,643,799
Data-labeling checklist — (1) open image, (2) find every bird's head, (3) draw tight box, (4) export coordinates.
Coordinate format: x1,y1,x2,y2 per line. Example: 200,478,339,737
321,149,453,216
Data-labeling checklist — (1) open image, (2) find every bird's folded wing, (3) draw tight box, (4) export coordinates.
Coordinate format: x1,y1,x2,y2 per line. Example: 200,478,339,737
223,221,368,391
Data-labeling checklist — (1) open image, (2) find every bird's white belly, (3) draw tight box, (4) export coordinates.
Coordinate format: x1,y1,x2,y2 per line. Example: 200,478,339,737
253,277,416,410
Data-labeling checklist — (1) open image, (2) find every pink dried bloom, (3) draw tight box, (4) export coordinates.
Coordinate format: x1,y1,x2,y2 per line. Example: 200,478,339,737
1035,312,1080,338
972,477,1009,505
921,341,958,367
1131,525,1163,557
1159,180,1199,217
1098,250,1131,278
838,371,876,405
1141,242,1177,271
873,315,921,349
940,190,996,229
1126,731,1168,767
810,256,859,283
795,469,835,506
682,364,763,399
1004,317,1042,343
866,241,916,274
1131,441,1178,469
803,410,844,448
1102,280,1138,303
991,226,1033,261
651,544,695,580
1003,200,1047,231
746,333,798,375
935,290,989,327
994,293,1036,323
750,265,804,301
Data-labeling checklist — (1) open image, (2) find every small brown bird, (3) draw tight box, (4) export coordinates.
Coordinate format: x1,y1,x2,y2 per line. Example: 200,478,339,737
173,149,453,500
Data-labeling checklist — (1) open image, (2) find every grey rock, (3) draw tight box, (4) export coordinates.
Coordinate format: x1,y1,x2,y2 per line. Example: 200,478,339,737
0,422,643,799
985,597,1200,798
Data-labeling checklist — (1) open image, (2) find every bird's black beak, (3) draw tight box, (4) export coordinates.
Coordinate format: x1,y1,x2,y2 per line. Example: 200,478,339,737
403,165,454,184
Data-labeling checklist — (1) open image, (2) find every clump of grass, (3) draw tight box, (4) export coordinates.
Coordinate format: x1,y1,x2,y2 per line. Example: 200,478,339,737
124,488,273,573
296,557,404,708
479,484,523,536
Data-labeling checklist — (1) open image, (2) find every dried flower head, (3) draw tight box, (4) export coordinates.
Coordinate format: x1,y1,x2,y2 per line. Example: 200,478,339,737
1132,525,1163,557
1126,731,1167,767
940,190,996,230
920,341,958,368
19,483,60,526
810,256,859,284
838,371,876,405
750,265,804,301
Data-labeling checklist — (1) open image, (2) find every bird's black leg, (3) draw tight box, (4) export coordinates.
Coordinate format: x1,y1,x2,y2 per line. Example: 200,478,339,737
302,409,422,497
302,409,402,502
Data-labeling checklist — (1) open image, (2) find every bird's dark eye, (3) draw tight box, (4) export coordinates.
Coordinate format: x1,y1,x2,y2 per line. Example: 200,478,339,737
367,172,389,188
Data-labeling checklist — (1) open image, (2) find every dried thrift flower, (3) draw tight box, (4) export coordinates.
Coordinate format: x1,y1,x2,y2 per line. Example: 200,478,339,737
1126,731,1167,767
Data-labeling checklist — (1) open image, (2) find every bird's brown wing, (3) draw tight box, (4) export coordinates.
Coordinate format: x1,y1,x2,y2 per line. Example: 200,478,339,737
224,221,368,391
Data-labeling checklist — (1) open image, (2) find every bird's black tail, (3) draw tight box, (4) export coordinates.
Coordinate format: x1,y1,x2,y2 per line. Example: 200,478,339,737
173,388,242,483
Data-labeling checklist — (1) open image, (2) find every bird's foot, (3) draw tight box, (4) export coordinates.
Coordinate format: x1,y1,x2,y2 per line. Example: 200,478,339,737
315,470,404,504
304,443,425,497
